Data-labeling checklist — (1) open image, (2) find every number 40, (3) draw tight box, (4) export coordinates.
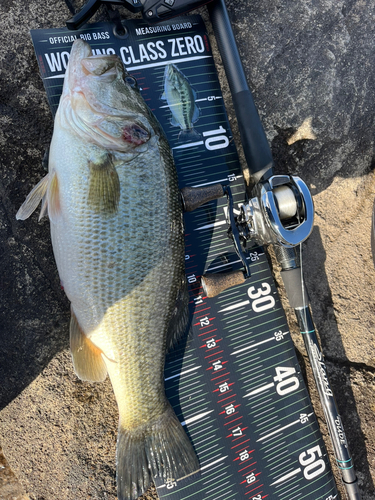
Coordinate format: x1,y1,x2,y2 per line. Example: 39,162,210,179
274,366,300,395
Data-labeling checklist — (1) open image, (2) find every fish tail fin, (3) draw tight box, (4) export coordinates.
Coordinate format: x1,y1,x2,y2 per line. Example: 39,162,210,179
178,127,201,143
117,403,200,500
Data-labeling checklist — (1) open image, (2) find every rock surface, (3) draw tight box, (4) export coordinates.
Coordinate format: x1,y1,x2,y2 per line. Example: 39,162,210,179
0,0,374,499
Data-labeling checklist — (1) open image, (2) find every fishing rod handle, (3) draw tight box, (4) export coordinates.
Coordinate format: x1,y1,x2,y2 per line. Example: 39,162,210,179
207,0,274,183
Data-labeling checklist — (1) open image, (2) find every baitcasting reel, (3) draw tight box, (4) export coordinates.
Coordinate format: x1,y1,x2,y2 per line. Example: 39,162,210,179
66,0,214,29
235,175,314,249
181,175,314,297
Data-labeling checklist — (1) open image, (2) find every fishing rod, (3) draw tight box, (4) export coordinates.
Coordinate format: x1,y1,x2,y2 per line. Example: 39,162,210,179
65,0,361,497
191,1,361,498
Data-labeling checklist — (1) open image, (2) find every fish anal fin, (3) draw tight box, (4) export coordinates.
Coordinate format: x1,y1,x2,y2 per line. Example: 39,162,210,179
16,174,49,220
192,103,200,124
70,310,108,382
117,403,200,500
88,154,120,215
166,276,190,351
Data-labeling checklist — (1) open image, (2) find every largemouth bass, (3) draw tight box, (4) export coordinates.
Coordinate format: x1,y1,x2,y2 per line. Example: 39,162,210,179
161,63,200,141
17,39,199,499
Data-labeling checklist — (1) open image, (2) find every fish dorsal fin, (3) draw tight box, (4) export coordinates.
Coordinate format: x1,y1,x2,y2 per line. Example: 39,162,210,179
88,154,120,214
166,276,190,352
16,174,50,220
70,309,108,382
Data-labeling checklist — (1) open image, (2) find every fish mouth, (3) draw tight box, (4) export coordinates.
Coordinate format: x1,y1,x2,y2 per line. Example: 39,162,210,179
65,40,124,95
63,39,92,95
165,63,177,80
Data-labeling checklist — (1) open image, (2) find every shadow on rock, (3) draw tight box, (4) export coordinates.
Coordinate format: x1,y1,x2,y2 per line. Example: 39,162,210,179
303,226,375,495
0,208,70,411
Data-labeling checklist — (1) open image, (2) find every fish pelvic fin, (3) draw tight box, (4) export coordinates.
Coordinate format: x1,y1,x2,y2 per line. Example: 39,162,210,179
88,154,120,215
70,309,108,382
16,174,49,220
117,403,200,500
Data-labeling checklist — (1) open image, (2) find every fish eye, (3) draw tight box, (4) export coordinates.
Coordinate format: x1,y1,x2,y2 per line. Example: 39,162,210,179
125,76,137,88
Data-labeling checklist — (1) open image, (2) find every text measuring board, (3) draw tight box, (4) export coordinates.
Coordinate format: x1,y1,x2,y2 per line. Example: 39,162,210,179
31,15,339,500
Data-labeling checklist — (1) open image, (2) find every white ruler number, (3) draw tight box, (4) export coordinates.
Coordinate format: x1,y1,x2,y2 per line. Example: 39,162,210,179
166,479,177,490
248,282,275,313
203,125,229,151
274,366,300,395
299,445,326,480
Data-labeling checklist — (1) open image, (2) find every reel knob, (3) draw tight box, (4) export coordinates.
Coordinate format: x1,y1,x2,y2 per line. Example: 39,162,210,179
201,270,246,298
181,184,224,212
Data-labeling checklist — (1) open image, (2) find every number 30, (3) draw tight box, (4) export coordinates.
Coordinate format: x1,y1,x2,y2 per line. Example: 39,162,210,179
248,283,275,313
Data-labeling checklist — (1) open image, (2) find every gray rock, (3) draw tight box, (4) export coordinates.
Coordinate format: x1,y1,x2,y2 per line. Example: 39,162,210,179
0,0,374,499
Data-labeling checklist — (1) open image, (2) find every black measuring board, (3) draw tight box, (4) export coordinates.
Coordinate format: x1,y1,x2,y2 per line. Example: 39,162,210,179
31,15,339,500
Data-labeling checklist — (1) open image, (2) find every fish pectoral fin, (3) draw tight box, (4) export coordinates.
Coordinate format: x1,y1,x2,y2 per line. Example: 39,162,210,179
16,174,50,220
88,154,120,215
166,275,190,352
70,310,108,382
117,403,200,500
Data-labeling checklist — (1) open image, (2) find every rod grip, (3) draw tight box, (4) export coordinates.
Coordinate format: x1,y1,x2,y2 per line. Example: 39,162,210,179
208,0,274,182
233,90,274,182
280,268,309,309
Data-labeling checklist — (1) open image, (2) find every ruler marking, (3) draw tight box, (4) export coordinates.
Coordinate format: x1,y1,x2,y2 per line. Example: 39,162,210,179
270,468,302,486
270,458,292,472
181,410,214,427
244,382,275,397
200,455,228,472
200,448,226,464
164,365,201,381
218,300,250,313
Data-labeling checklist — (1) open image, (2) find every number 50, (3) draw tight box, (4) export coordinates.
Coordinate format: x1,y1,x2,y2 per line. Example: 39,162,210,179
299,445,326,480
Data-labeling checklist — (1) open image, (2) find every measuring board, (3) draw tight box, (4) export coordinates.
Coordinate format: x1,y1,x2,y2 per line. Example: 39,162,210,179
31,15,339,500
